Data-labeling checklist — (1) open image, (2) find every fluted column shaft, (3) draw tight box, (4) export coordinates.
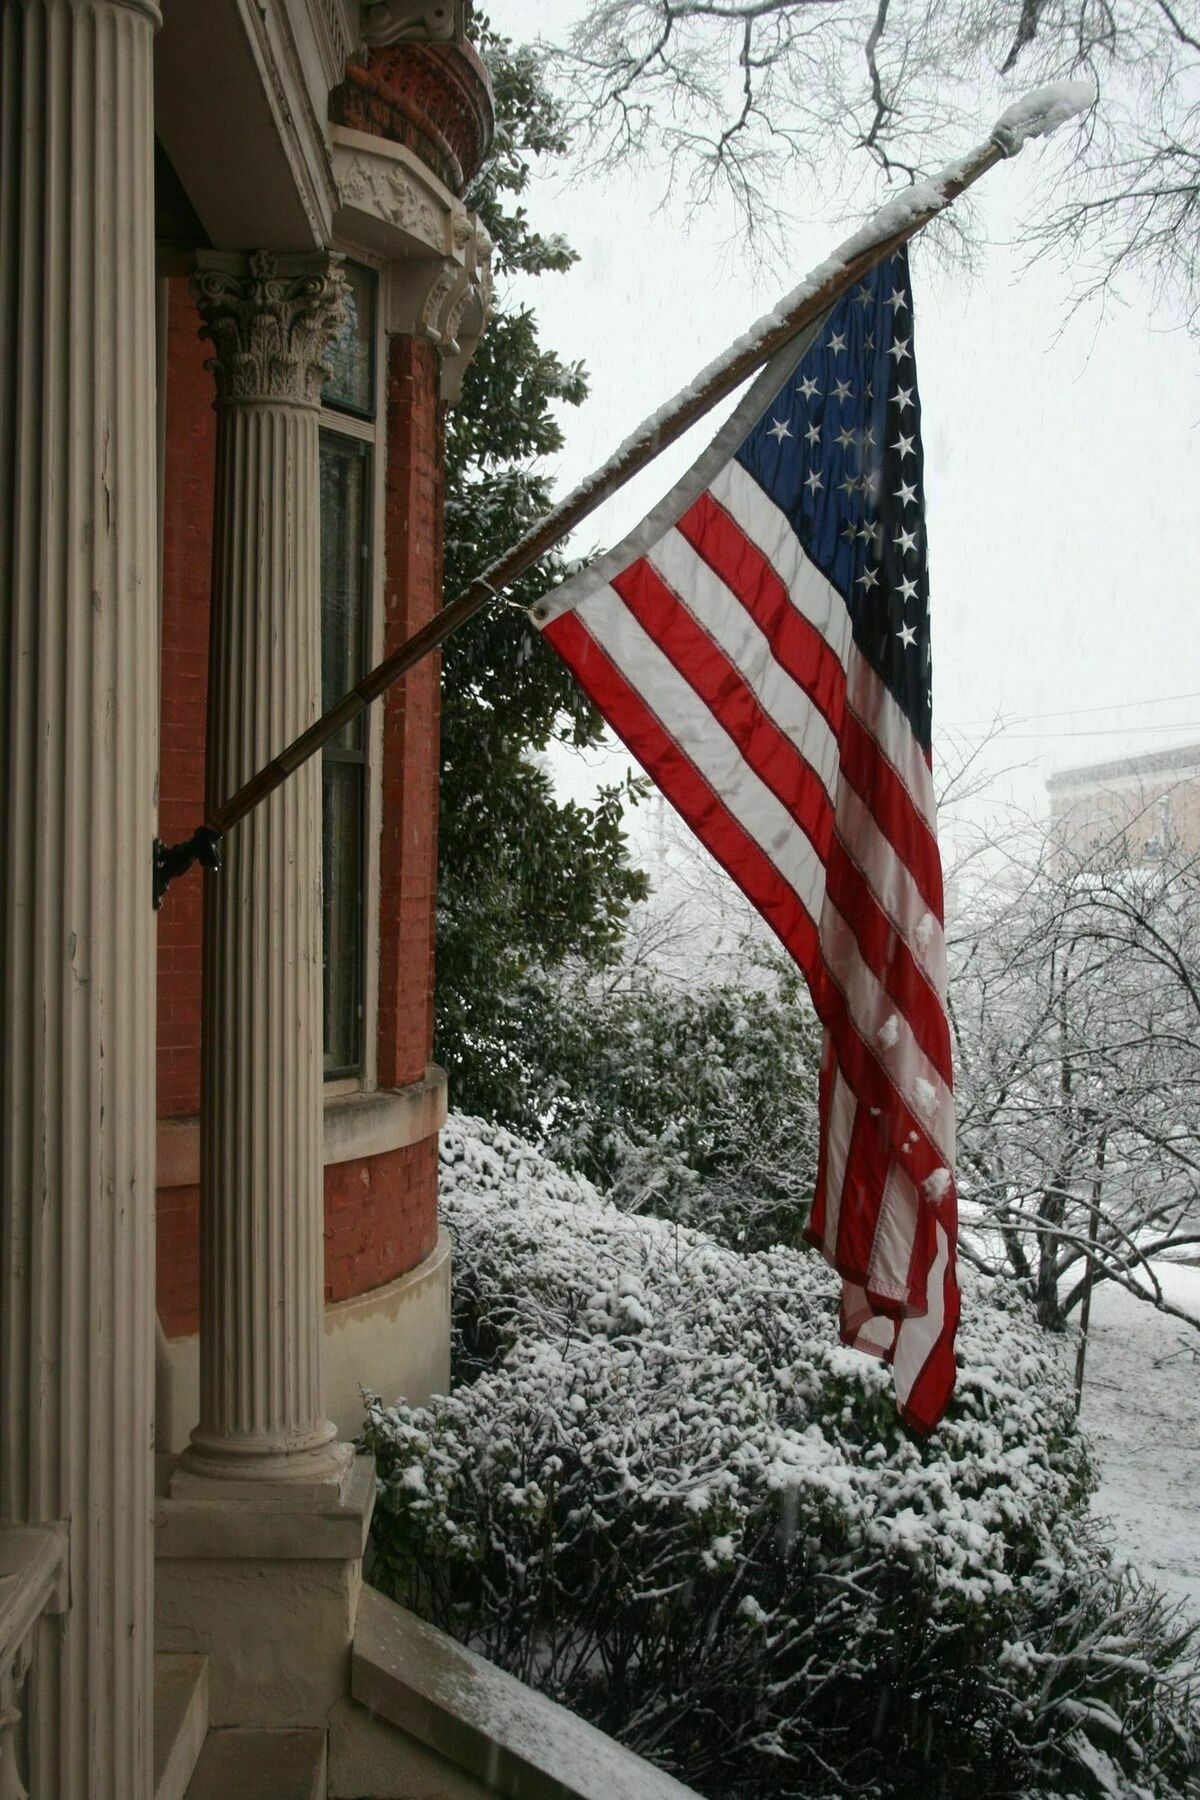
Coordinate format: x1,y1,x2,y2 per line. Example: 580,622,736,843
0,2,160,1795
178,252,350,1489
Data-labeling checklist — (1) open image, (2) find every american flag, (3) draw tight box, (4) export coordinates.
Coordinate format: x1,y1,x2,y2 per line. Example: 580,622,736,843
532,248,959,1434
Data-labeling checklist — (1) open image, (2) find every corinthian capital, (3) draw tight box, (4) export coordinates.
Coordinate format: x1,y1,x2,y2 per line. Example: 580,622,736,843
190,251,349,406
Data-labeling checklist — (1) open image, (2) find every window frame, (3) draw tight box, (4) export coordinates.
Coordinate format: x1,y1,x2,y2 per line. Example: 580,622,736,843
318,252,387,1092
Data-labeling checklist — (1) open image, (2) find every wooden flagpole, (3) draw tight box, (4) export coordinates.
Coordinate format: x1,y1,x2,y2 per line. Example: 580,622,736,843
152,83,1093,905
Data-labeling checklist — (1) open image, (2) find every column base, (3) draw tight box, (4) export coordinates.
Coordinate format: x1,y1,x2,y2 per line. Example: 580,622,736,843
172,1435,355,1508
156,1454,376,1730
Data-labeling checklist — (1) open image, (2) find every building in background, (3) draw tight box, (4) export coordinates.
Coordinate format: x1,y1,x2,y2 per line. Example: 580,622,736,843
0,4,697,1795
1048,742,1200,863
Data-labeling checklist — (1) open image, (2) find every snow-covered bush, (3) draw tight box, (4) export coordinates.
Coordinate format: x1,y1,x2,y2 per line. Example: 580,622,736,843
363,1115,1200,1799
450,952,823,1251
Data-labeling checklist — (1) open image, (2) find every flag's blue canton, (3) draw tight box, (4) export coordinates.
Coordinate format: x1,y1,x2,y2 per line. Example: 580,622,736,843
736,246,932,753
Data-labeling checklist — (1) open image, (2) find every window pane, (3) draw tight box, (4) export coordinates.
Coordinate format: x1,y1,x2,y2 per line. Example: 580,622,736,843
323,760,364,1076
319,434,369,751
319,427,371,1081
322,262,375,415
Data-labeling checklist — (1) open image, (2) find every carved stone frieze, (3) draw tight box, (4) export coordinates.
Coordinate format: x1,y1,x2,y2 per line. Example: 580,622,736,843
330,126,493,399
336,146,445,252
190,250,349,406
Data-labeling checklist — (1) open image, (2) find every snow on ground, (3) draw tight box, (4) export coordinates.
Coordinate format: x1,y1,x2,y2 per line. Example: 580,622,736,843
1076,1262,1200,1614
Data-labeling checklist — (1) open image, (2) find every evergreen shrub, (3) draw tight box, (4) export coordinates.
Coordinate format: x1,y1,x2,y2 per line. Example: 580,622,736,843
364,1115,1200,1799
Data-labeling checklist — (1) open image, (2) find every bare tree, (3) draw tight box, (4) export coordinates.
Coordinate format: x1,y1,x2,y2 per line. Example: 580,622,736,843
543,0,1200,324
948,809,1200,1336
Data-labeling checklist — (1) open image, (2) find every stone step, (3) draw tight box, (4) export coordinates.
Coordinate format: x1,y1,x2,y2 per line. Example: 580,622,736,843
185,1729,327,1800
154,1653,209,1800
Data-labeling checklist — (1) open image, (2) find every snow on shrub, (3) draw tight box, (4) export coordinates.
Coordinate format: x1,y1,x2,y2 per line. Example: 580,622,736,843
363,1114,1200,1799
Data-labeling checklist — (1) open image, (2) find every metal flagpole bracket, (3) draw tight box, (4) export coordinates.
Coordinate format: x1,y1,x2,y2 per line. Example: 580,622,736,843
152,827,224,910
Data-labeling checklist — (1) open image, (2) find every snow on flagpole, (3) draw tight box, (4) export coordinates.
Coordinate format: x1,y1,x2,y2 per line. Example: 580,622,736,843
153,81,1094,903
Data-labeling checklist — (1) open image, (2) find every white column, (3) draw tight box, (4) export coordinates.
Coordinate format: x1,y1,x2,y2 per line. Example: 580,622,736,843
175,252,353,1497
0,3,160,1796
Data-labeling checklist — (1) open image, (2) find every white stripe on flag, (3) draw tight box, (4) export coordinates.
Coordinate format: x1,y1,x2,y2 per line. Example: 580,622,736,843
820,1066,858,1262
819,902,956,1163
845,647,938,835
708,462,854,666
834,781,947,997
574,586,827,923
892,1220,951,1406
867,1160,921,1302
646,528,840,801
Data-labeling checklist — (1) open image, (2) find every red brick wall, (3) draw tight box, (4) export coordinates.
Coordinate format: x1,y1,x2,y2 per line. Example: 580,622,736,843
154,288,445,1340
156,1137,440,1337
377,334,444,1091
324,1135,440,1305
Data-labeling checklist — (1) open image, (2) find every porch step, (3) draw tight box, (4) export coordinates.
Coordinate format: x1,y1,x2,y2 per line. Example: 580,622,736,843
184,1728,327,1800
154,1653,209,1800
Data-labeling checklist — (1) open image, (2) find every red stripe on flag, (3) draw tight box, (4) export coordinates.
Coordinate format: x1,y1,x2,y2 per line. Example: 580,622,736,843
543,609,823,975
676,492,846,733
840,706,944,918
895,1221,960,1435
833,1103,893,1284
825,838,953,1082
610,556,835,862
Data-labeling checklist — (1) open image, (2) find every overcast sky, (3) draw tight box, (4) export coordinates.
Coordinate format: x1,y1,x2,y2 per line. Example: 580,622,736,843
495,2,1200,851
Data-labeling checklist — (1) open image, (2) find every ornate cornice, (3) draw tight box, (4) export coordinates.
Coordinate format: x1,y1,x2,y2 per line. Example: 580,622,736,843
392,214,492,402
190,251,349,406
330,127,492,400
334,128,448,254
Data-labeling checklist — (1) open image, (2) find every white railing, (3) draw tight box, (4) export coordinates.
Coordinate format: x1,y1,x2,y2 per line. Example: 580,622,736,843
0,1529,66,1800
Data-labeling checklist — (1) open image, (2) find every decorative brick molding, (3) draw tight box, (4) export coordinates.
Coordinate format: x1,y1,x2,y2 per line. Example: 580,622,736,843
361,1,462,50
330,41,494,195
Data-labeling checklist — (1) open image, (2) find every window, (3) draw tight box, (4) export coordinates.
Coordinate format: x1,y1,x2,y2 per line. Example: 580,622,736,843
319,262,379,1078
